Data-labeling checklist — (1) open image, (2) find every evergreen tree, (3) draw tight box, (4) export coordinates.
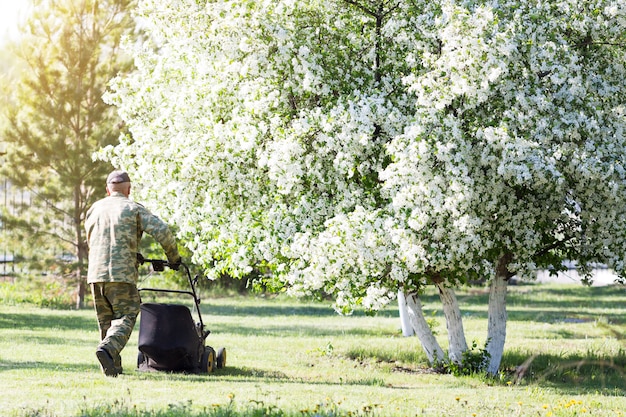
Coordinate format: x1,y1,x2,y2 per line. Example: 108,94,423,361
0,0,135,308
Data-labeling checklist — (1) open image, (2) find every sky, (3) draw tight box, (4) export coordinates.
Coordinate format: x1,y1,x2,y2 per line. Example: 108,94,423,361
0,0,32,43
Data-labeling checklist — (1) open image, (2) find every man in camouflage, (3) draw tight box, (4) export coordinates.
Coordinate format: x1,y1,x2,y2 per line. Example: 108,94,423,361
85,170,181,377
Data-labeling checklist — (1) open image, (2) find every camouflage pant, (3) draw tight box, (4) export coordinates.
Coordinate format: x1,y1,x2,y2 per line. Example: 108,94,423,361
90,282,140,370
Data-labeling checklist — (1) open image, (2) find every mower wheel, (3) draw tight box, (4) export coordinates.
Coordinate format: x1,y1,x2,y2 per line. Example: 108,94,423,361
216,347,226,369
200,347,216,373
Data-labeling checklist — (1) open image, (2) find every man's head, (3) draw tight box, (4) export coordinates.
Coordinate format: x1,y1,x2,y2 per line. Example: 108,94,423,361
106,170,131,196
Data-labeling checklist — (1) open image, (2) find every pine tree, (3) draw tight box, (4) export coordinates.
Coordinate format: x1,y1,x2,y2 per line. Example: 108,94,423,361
0,0,136,308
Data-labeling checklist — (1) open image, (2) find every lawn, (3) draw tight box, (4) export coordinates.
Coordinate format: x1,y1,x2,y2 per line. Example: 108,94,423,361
0,281,625,416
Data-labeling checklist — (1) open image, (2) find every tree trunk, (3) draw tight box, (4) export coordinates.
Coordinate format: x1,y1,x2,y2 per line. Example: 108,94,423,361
74,202,88,309
397,290,415,336
402,291,445,364
485,253,512,374
436,283,467,364
75,268,85,310
74,239,86,310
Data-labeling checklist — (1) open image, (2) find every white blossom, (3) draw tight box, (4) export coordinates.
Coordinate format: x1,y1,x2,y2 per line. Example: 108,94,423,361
102,0,626,313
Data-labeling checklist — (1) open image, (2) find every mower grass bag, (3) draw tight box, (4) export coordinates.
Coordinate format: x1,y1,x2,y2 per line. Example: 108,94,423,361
138,302,203,373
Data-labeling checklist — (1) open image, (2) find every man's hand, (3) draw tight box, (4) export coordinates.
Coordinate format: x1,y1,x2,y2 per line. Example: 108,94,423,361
169,258,182,271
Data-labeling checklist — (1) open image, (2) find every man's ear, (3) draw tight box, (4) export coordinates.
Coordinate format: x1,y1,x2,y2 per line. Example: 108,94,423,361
106,186,111,196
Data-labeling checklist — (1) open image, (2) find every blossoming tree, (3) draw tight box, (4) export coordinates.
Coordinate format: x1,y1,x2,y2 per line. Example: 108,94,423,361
102,0,626,374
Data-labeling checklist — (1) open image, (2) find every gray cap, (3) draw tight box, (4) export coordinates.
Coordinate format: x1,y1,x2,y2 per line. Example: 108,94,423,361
106,170,131,184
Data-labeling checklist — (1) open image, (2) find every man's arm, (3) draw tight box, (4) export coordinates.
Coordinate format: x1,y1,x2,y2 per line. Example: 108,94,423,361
138,207,181,265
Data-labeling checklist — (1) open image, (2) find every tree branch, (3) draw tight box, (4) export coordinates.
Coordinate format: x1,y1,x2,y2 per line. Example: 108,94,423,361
342,0,376,17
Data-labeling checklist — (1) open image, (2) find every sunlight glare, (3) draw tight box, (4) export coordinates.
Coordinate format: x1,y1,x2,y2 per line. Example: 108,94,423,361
0,0,32,43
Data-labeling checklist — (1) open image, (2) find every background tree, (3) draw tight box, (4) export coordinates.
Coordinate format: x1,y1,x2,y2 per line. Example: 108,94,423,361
102,0,626,374
0,0,135,307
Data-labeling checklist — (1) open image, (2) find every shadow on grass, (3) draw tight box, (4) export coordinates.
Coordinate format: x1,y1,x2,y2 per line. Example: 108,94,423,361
417,284,625,325
0,358,96,373
10,335,92,346
208,323,399,337
440,306,625,324
510,285,625,317
126,365,290,383
343,340,626,393
507,308,624,325
344,345,428,366
0,310,93,331
130,365,397,389
501,348,626,393
199,301,398,319
0,360,293,384
0,358,292,383
456,282,625,304
202,303,336,318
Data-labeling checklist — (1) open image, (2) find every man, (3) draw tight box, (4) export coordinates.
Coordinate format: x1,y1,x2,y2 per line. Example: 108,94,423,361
85,170,181,376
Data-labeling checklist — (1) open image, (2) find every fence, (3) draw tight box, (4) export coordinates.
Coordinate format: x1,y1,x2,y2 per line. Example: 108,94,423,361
1,175,80,275
1,178,31,275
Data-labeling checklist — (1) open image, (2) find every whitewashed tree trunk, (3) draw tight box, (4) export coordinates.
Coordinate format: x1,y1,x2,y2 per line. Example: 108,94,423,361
436,283,467,364
485,270,509,375
397,290,415,336
402,291,445,364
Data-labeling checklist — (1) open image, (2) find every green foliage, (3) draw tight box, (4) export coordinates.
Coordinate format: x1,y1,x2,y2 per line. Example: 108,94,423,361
425,309,440,336
443,339,491,377
0,275,75,308
307,341,335,357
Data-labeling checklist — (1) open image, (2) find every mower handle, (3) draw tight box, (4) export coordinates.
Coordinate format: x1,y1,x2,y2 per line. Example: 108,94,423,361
137,253,185,272
137,253,207,335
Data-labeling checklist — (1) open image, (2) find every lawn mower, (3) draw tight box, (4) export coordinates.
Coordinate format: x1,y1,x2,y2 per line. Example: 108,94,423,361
136,255,225,373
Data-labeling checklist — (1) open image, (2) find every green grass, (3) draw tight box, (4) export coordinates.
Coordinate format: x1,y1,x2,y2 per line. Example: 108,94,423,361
0,279,625,416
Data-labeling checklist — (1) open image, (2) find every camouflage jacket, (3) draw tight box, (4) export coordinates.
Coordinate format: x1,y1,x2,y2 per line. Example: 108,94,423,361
85,192,180,284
